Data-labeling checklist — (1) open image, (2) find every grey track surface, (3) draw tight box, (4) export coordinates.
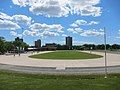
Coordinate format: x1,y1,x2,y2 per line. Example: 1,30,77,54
0,63,120,74
94,50,120,54
0,51,120,74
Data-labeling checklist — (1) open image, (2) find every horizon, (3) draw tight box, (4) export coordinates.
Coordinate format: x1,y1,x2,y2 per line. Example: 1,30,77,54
0,0,120,46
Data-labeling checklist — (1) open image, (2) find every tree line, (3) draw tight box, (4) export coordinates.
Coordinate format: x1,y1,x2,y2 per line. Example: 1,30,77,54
0,37,29,54
56,44,120,50
0,36,120,54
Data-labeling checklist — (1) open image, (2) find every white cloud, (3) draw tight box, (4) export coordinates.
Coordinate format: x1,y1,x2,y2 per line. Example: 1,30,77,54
23,30,36,36
12,0,102,17
67,28,83,34
12,15,33,25
29,0,70,17
67,28,77,34
0,12,33,26
10,31,22,37
0,20,20,30
80,6,101,17
80,29,104,37
30,23,63,33
73,41,95,45
40,31,59,37
0,12,13,20
67,27,104,37
29,23,64,37
0,12,34,30
88,21,99,25
23,29,60,37
70,20,99,27
62,34,68,37
0,12,63,37
68,20,100,37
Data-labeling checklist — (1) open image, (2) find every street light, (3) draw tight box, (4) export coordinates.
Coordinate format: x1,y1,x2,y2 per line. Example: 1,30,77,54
104,27,107,78
18,28,24,56
32,32,36,54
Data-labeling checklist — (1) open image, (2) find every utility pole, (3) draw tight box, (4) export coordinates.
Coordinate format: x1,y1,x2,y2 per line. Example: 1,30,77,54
104,27,107,78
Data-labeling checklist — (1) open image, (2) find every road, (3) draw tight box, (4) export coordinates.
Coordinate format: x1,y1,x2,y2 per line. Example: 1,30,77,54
0,51,120,74
0,63,120,74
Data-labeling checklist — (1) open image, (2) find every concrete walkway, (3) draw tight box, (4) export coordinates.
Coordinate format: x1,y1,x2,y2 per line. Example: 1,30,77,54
0,51,120,68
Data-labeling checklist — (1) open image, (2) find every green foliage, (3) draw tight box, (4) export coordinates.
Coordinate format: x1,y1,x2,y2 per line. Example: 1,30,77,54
0,37,29,54
0,37,5,53
0,71,120,90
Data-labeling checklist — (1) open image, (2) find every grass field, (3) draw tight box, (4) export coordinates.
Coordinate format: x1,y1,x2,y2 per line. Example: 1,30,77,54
29,50,103,60
0,71,120,90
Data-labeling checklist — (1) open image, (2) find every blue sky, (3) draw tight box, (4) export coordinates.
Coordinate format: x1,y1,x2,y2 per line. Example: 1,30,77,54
0,0,120,46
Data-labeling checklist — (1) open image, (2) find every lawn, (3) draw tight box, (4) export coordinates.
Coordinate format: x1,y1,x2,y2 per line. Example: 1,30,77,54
0,71,120,90
29,50,103,60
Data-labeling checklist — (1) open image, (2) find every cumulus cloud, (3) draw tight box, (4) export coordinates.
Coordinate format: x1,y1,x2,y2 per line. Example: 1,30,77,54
23,30,36,36
67,28,83,34
23,30,59,37
40,31,59,37
68,19,101,37
0,12,63,37
29,0,70,17
12,15,33,25
10,31,22,37
73,41,95,45
0,12,13,20
62,34,68,37
23,22,63,37
12,0,102,17
0,12,33,25
80,29,104,37
0,12,33,30
0,20,20,30
30,23,63,33
67,27,104,37
70,20,99,27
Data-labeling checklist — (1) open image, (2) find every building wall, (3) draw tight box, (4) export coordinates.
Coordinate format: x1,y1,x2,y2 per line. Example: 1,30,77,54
35,39,41,48
66,36,72,48
15,37,23,42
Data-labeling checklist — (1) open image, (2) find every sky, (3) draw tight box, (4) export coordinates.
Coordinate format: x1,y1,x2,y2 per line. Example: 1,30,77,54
0,0,120,46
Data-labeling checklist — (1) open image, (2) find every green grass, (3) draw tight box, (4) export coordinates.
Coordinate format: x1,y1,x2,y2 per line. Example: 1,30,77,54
0,71,120,90
29,50,103,60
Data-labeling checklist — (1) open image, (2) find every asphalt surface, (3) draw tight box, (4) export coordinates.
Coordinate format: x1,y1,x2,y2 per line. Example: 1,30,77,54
93,50,120,54
0,51,120,74
0,63,120,74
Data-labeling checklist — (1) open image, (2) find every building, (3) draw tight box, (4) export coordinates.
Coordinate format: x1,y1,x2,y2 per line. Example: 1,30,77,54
15,37,23,42
45,43,57,48
66,36,72,49
35,39,41,48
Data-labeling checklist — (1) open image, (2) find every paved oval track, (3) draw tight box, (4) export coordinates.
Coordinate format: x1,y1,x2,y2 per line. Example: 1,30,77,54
0,51,120,74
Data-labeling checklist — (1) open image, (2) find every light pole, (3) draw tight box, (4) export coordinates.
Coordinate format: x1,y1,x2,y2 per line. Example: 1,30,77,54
104,27,107,78
18,28,23,56
32,32,36,54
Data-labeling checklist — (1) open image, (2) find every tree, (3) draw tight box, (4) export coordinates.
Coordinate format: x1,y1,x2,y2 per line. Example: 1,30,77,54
4,41,14,52
112,44,120,50
21,42,29,50
0,37,5,54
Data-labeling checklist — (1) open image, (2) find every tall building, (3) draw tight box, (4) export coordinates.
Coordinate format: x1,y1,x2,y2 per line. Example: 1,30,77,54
66,36,72,49
15,37,23,42
35,39,41,48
